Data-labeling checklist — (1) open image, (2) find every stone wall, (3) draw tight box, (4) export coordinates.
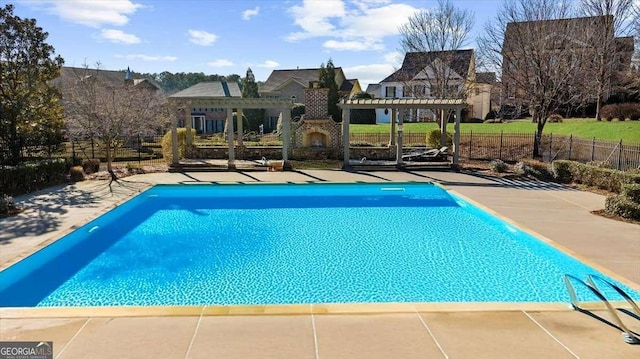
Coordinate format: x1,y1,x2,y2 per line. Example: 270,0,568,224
191,145,397,161
293,119,342,149
192,146,282,160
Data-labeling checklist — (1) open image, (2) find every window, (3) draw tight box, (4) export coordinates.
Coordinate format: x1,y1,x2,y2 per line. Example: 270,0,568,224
384,86,396,98
402,86,411,97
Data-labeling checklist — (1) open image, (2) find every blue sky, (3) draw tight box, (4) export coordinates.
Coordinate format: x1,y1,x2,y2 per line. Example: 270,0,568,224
13,0,504,88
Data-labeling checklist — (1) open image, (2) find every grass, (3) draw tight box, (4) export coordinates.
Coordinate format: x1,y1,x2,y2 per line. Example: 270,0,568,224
350,118,640,143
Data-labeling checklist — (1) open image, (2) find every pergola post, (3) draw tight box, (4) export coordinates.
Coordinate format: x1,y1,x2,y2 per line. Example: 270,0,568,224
185,100,193,147
342,108,350,168
440,110,447,147
396,110,404,166
171,111,179,166
453,107,462,167
226,109,235,168
236,108,244,147
282,109,290,161
389,109,396,146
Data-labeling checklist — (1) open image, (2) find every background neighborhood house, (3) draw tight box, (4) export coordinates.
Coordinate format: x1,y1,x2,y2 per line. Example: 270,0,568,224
501,15,635,117
375,50,492,123
259,68,362,130
170,81,241,134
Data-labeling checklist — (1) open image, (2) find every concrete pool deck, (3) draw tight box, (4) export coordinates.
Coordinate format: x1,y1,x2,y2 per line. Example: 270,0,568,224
1,169,639,358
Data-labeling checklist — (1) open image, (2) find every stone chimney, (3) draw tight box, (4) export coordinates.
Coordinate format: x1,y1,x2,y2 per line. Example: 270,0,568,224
303,87,329,119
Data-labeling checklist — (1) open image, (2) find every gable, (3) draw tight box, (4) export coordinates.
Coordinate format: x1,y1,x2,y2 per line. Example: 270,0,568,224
412,58,463,81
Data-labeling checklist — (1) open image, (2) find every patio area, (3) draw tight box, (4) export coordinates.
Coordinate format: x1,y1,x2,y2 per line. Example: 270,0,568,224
1,170,639,358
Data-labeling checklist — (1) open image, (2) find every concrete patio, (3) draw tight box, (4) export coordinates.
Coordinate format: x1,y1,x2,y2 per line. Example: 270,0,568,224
1,169,639,358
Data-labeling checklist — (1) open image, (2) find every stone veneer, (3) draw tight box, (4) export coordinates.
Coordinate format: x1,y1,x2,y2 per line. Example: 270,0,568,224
304,88,329,119
293,119,342,149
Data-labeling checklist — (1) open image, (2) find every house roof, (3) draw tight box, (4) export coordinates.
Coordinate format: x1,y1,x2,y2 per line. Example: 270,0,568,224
476,72,496,84
381,50,474,83
615,36,634,52
503,15,612,51
169,81,241,98
260,67,344,92
53,66,161,90
340,79,358,93
366,84,381,97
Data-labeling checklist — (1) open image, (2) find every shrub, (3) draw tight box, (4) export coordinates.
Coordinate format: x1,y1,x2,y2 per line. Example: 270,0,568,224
0,194,19,216
462,117,484,123
484,110,497,120
69,166,85,182
82,159,101,174
489,159,508,173
426,130,453,148
547,114,563,123
551,160,640,192
605,195,640,220
483,118,502,123
620,103,640,121
586,160,611,169
621,183,640,204
551,160,573,183
161,128,196,164
350,141,375,147
0,159,68,196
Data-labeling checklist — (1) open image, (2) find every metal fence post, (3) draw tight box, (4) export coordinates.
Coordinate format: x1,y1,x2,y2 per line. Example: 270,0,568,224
590,137,595,161
468,130,473,159
71,139,76,164
617,139,623,170
499,130,503,160
568,134,572,160
138,135,142,164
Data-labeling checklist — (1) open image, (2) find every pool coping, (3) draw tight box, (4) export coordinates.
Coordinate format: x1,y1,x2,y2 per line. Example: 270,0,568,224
1,180,638,318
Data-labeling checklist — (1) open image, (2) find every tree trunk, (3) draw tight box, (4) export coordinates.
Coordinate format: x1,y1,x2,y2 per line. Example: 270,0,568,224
595,95,602,121
106,142,112,172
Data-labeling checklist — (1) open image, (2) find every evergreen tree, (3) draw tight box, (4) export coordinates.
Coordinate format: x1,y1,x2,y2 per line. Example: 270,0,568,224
318,59,341,121
241,67,264,131
0,4,65,165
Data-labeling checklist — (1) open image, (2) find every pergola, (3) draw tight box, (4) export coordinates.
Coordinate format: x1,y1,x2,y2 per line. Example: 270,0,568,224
168,97,295,168
338,98,467,169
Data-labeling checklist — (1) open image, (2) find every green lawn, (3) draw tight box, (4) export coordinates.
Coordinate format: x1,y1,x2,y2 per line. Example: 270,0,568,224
350,119,640,143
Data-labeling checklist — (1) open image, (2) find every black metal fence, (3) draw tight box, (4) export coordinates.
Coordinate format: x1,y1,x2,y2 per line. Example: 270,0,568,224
0,135,166,168
350,131,640,170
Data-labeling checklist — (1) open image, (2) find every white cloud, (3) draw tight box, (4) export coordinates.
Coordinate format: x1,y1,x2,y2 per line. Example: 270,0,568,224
323,40,383,51
383,51,403,66
242,6,260,20
208,59,234,67
256,60,279,68
100,29,141,45
286,0,420,52
36,0,142,28
115,54,178,61
286,0,346,41
344,63,397,88
188,30,218,46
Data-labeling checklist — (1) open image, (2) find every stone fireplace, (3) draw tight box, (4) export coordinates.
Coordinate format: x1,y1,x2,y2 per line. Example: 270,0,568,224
293,87,342,150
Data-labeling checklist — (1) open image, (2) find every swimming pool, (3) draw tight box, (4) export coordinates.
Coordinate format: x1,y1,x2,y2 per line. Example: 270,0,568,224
1,182,638,307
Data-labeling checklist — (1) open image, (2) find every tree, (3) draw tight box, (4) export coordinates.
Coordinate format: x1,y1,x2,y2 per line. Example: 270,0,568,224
578,0,635,120
62,64,168,172
350,92,376,124
0,4,65,165
478,0,591,157
318,58,341,121
241,67,264,131
398,0,474,100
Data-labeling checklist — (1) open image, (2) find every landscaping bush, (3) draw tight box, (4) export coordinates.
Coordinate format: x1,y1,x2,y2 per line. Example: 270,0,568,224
0,159,68,196
161,128,196,164
484,110,497,120
600,103,640,121
350,141,375,147
69,166,84,182
551,160,640,192
462,117,484,123
551,160,573,183
547,114,563,123
621,183,640,204
586,160,612,169
513,159,552,179
0,194,19,217
82,159,101,174
489,159,508,173
426,130,453,148
620,103,640,121
605,195,640,220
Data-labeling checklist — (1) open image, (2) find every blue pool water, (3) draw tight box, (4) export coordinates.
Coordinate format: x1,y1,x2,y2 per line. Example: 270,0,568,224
1,182,638,307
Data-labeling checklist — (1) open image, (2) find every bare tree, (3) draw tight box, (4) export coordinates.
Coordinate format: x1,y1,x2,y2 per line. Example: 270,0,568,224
478,0,594,157
578,0,635,120
62,64,168,173
398,0,474,101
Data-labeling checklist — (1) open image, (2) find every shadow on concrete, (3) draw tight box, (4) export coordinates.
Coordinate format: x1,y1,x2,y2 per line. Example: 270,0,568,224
0,181,144,245
405,171,576,191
